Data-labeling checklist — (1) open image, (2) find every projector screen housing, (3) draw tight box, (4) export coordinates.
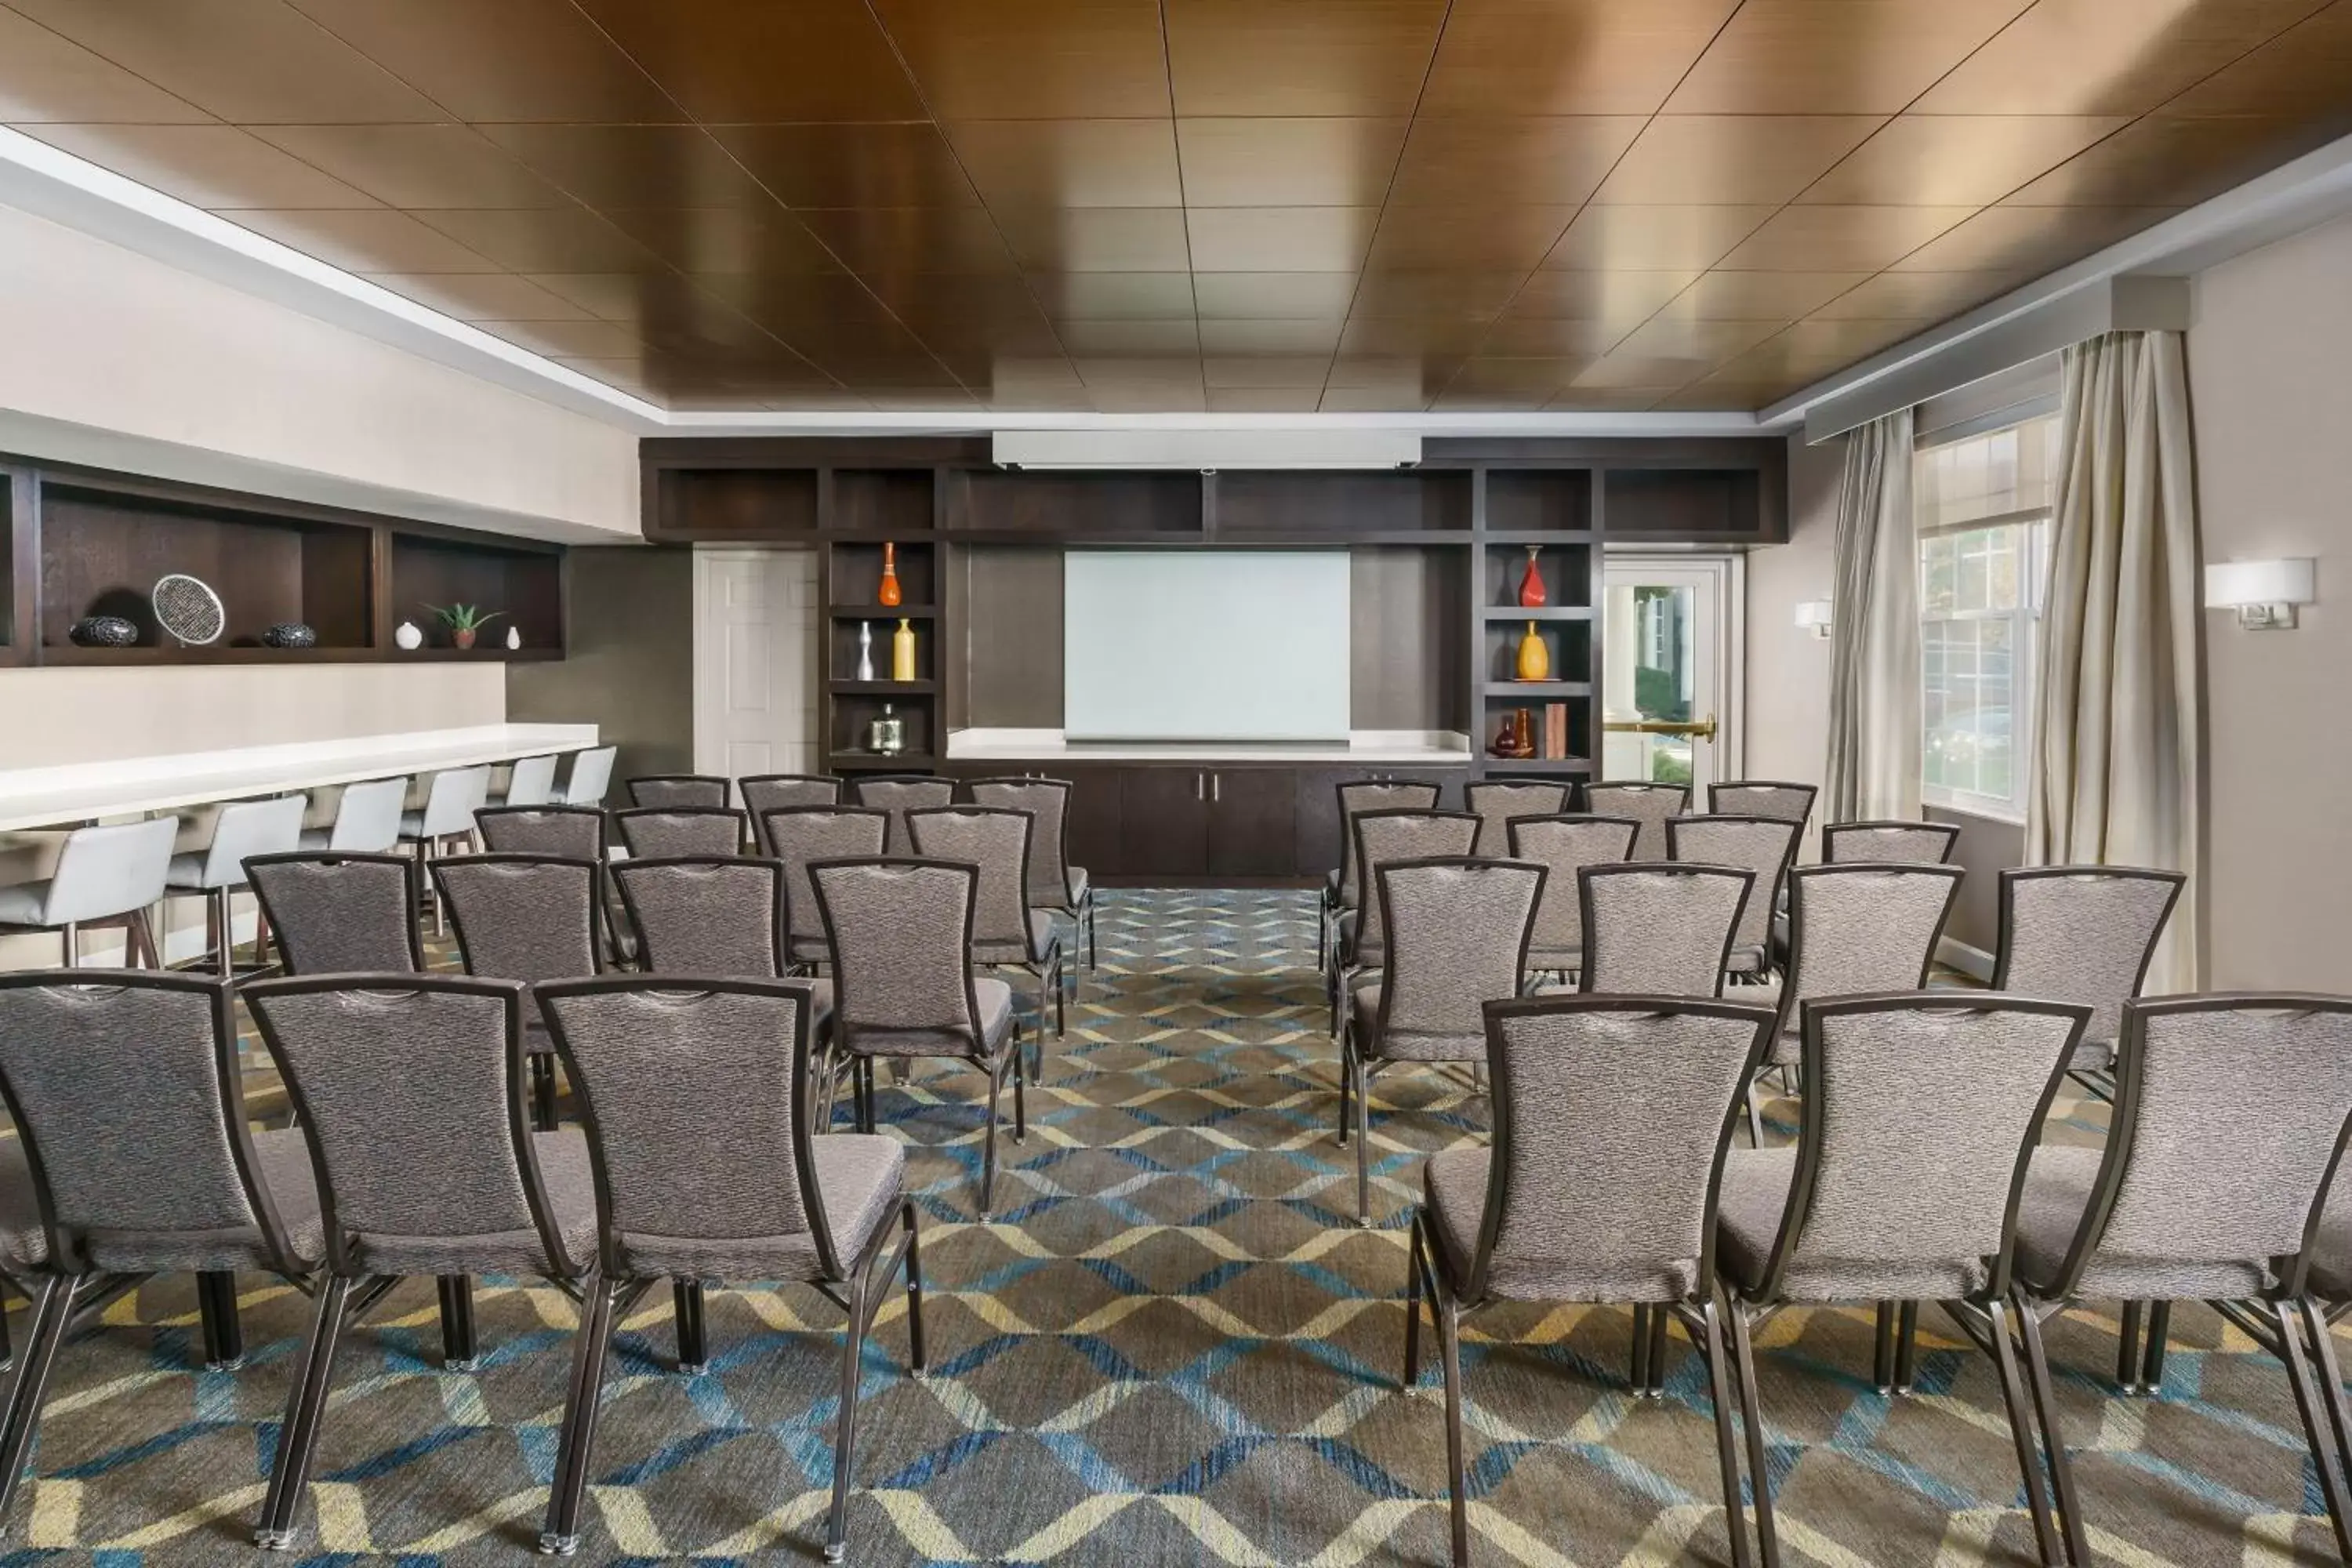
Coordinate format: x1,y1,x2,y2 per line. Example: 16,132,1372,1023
1063,552,1350,742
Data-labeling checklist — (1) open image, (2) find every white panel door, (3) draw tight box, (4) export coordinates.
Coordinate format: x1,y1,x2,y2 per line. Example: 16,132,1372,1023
1599,555,1743,792
693,548,817,781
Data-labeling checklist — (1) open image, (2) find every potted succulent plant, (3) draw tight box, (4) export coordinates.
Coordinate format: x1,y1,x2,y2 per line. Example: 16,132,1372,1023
425,602,504,650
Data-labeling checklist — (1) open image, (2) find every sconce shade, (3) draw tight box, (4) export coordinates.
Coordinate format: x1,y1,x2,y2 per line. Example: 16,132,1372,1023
1795,599,1833,630
2205,558,2314,608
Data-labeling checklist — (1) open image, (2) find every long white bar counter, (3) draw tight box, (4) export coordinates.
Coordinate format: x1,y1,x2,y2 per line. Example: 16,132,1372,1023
0,724,599,832
943,727,1474,764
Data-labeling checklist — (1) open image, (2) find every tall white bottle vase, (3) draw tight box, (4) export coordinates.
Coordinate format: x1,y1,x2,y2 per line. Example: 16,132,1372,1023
855,620,875,681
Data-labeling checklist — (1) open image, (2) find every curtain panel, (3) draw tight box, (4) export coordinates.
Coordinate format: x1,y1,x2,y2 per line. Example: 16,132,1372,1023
1824,408,1919,823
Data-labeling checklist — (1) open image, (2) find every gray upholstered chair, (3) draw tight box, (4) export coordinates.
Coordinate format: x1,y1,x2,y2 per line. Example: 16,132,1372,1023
848,775,956,853
165,795,309,976
1821,820,1960,864
1323,779,1444,964
741,774,842,851
1708,780,1818,829
1582,781,1689,862
2009,994,2352,1566
476,804,608,859
0,817,176,968
495,753,561,809
1576,863,1754,998
431,854,603,1130
534,975,922,1563
1664,815,1798,982
612,855,792,978
811,858,1025,1217
1713,993,2090,1568
299,775,408,853
762,808,890,969
557,746,616,808
612,806,748,859
625,774,730,809
245,852,426,975
1341,857,1544,1227
1330,809,1483,1036
1991,866,2184,1095
1463,780,1571,858
1506,814,1638,981
399,764,492,935
242,974,597,1552
1408,992,1777,1568
0,971,325,1533
966,776,1097,972
909,806,1065,1056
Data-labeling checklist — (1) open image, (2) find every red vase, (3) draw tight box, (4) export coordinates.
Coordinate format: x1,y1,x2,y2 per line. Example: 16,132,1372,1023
1517,546,1547,608
877,543,902,608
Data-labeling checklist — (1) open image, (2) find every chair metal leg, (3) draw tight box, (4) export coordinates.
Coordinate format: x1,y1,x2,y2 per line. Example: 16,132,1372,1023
2299,1296,2352,1561
1873,1301,1896,1395
528,1054,559,1131
539,1278,619,1556
2277,1296,2352,1563
673,1279,707,1374
436,1275,478,1370
1403,1215,1427,1387
1981,1298,2066,1568
1699,1298,1756,1568
2013,1297,2089,1568
197,1270,245,1370
0,1276,73,1529
2140,1300,2171,1393
1632,1304,1651,1393
1646,1300,1671,1397
2115,1298,2144,1395
1011,1043,1028,1145
256,1274,354,1550
825,1269,872,1564
981,1061,1004,1219
60,920,78,970
1726,1305,1781,1568
1894,1299,1919,1393
1743,1077,1766,1149
0,1283,13,1372
1352,1050,1373,1228
1436,1295,1471,1566
902,1204,927,1375
1335,1022,1354,1146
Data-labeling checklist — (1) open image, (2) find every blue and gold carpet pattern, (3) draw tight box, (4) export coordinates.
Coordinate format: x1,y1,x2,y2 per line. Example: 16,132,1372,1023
5,890,2346,1563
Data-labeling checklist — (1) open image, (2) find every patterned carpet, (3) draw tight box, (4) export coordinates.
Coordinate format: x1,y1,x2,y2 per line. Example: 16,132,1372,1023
6,890,2348,1564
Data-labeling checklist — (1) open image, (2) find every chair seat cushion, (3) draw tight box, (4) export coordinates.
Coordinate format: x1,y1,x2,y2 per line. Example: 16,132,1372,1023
1036,866,1090,909
847,978,1017,1058
82,1127,323,1274
1350,985,1483,1062
1726,944,1769,975
1524,946,1581,972
397,811,428,837
1719,1145,2003,1304
788,935,829,966
0,881,50,926
2012,1143,2271,1301
2311,1185,2352,1301
2067,1037,2113,1073
1425,1148,1701,1305
1715,1147,1796,1294
610,1134,903,1281
975,910,1060,966
347,1129,597,1279
165,851,221,890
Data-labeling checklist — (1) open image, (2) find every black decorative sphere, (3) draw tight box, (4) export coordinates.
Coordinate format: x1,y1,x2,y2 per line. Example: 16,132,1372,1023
263,622,318,648
68,615,139,648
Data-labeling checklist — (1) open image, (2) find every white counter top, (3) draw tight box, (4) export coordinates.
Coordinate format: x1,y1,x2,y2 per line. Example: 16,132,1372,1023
0,724,599,832
945,728,1474,764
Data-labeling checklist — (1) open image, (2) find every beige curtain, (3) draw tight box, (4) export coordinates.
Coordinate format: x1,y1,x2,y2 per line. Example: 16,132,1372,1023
1824,408,1919,822
2028,330,2202,991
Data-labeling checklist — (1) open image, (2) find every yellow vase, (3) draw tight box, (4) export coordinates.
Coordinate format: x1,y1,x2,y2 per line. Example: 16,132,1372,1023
891,617,917,682
1515,620,1550,681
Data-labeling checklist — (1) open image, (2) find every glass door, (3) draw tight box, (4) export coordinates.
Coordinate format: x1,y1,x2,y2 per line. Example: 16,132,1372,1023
1600,557,1739,793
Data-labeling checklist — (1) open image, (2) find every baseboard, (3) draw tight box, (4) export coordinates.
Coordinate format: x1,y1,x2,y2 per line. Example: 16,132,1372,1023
1937,935,1995,982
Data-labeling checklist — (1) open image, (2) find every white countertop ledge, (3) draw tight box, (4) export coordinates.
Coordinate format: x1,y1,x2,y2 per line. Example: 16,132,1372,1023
0,724,599,832
946,728,1473,764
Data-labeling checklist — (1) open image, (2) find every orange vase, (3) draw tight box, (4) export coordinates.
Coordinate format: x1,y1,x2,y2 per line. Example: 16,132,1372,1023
877,543,902,608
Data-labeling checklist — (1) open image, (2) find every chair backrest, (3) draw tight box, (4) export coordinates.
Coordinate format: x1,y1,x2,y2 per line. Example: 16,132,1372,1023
539,977,834,1278
740,775,842,850
848,775,956,853
811,858,987,1057
38,817,178,924
194,795,307,887
325,776,409,853
0,971,303,1275
1367,858,1542,1054
612,807,747,859
476,804,607,859
626,774,730,809
1708,780,1818,829
965,777,1079,906
417,765,492,840
906,808,1033,952
1334,779,1444,906
1577,864,1753,997
561,746,617,807
1466,994,1777,1303
762,808,890,956
1464,781,1572,858
1822,819,1959,865
1581,782,1689,862
1744,993,2090,1305
1992,866,2185,1044
502,753,561,808
1664,815,1799,958
2034,995,2352,1302
1779,864,1965,1032
1352,810,1483,956
432,855,601,987
245,975,578,1278
246,853,425,974
612,855,786,977
1507,814,1639,956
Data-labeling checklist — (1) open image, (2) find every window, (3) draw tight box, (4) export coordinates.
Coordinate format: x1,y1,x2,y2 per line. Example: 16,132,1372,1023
1915,416,2058,818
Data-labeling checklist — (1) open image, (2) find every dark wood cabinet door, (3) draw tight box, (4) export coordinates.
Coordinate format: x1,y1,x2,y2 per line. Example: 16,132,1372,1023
1207,768,1298,877
1117,766,1210,877
1060,764,1125,881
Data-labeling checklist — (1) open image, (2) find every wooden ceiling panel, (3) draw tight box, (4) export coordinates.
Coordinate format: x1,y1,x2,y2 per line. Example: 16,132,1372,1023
0,8,212,122
1889,202,2180,272
1593,116,1888,205
1337,318,1494,356
409,208,669,274
869,0,1171,119
946,120,1183,208
1804,268,2031,318
793,207,1020,275
361,272,598,322
1186,207,1378,271
1203,354,1334,387
1715,205,1976,270
573,0,924,121
596,209,844,276
21,124,380,209
1196,318,1345,354
1386,118,1646,207
1663,0,2027,114
1327,353,1465,391
2002,114,2346,208
1798,114,2131,205
252,125,574,209
284,0,684,122
1165,0,1448,116
1190,272,1361,318
1027,271,1199,318
1653,270,1877,319
1348,270,1529,319
662,125,975,209
1363,206,1574,272
230,208,502,272
2162,2,2352,114
1542,206,1780,270
1175,118,1410,207
1205,387,1326,411
1911,0,2330,115
1054,318,1202,356
994,207,1193,271
1420,0,1743,114
1474,316,1629,355
1503,269,1702,321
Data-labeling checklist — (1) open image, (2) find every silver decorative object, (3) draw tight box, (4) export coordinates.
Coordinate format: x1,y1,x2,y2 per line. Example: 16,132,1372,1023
856,620,875,681
151,575,224,647
866,702,906,756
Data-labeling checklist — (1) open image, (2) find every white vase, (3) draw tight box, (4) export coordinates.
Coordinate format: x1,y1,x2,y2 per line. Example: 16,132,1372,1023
505,626,521,651
855,620,875,681
394,621,423,651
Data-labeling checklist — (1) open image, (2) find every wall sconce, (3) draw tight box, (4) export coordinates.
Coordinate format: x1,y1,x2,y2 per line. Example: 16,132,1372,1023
2205,558,2315,630
1794,600,1833,639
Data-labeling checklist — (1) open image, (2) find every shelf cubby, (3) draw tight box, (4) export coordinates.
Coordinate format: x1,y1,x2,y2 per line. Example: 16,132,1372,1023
1482,539,1593,610
653,467,818,538
827,540,936,608
388,534,563,654
1604,467,1768,539
1486,470,1593,533
1214,470,1471,537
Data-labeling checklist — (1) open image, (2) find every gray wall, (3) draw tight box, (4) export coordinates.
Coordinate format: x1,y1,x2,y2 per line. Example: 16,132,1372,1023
1927,804,2024,956
507,545,693,787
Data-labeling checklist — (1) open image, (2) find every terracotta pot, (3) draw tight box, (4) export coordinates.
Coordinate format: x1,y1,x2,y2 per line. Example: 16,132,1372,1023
453,627,477,650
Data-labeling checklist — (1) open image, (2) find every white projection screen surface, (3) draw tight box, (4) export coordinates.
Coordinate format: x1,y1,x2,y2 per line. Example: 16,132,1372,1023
1063,552,1351,742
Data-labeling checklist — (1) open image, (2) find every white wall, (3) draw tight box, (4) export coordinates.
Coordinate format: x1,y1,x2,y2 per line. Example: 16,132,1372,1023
1744,432,1840,858
0,201,639,543
2187,211,2352,989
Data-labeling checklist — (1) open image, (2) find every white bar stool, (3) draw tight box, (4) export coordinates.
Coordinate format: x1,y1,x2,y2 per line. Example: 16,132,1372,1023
300,776,409,853
0,818,179,967
166,796,309,976
495,754,560,808
557,746,616,807
399,766,492,933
